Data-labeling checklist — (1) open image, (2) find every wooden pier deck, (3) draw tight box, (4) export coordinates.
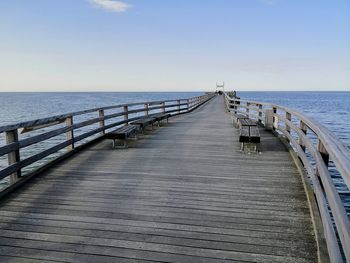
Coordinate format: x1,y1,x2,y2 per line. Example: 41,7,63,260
0,96,318,262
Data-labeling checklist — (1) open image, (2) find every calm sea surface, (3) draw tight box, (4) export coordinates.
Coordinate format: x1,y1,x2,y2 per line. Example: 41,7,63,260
0,91,349,215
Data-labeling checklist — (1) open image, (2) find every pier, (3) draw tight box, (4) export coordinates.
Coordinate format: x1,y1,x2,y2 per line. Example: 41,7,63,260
0,93,349,263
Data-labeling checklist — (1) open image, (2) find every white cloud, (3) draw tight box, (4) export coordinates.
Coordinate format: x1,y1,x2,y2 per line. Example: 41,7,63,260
89,0,132,13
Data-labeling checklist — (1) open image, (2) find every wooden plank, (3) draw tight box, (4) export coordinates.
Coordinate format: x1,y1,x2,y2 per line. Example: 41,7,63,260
0,222,315,257
99,109,105,135
238,119,257,127
249,127,260,143
0,142,18,157
231,113,247,124
239,127,249,142
0,229,315,262
65,117,74,151
0,245,159,263
5,129,21,183
106,126,139,140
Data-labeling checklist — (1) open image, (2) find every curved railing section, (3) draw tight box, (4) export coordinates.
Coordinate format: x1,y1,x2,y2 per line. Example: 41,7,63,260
0,93,215,194
224,92,350,263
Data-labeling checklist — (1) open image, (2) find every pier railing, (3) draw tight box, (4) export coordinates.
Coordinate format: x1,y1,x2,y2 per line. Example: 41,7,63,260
0,93,214,194
224,93,350,263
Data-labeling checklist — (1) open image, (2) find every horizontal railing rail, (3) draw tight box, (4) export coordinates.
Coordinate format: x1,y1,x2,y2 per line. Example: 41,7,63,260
0,93,215,193
224,92,350,263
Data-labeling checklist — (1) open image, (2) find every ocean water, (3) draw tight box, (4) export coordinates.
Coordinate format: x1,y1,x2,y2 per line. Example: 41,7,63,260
0,91,349,216
0,92,202,125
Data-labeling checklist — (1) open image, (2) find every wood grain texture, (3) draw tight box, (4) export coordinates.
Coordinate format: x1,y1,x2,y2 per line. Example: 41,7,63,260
0,96,317,263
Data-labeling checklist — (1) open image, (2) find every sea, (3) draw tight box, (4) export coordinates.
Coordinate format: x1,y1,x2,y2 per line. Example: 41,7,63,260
0,91,349,216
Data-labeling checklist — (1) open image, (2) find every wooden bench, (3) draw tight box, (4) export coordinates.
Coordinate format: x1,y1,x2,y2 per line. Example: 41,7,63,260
106,125,139,149
239,126,261,152
130,117,157,133
238,118,257,127
152,113,171,126
231,113,248,127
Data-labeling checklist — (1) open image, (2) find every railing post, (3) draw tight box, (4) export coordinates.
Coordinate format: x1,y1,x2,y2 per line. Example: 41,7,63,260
5,129,21,184
272,106,278,131
177,100,181,114
98,109,105,135
161,102,166,114
265,109,274,130
286,112,291,133
144,103,149,116
258,104,263,124
299,120,307,152
317,139,329,165
285,112,292,142
234,99,238,114
123,105,129,125
65,116,74,151
246,102,250,117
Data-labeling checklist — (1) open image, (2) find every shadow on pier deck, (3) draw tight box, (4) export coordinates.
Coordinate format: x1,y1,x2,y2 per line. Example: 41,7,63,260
0,96,317,262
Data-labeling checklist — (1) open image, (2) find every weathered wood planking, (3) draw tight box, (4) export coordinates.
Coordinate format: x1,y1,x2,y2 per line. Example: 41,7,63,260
0,96,317,263
225,92,350,262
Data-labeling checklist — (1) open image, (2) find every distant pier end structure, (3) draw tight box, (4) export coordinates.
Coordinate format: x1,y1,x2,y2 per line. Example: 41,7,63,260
0,91,349,262
216,82,225,95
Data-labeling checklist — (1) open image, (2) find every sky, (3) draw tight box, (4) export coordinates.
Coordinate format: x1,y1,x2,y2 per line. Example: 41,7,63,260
0,0,349,92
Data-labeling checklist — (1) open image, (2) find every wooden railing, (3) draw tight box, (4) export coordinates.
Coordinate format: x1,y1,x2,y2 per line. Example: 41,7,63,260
224,93,350,263
0,93,215,193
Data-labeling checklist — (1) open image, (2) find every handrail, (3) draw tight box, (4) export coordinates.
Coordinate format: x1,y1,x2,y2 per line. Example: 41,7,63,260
0,93,215,192
224,92,350,263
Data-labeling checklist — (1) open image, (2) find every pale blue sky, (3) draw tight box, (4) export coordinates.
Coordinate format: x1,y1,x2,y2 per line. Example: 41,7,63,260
0,0,349,91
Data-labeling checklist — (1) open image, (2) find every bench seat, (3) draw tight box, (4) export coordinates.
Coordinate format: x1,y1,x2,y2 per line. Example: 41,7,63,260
151,113,171,125
231,113,248,127
130,117,157,131
239,125,261,151
238,118,257,127
239,126,250,143
106,125,139,148
249,126,260,143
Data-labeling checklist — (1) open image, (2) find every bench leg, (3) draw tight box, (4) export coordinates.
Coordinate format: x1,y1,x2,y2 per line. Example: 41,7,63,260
112,139,128,149
256,143,261,153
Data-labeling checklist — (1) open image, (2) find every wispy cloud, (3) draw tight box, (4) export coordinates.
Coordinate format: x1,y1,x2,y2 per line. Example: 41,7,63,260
89,0,132,13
